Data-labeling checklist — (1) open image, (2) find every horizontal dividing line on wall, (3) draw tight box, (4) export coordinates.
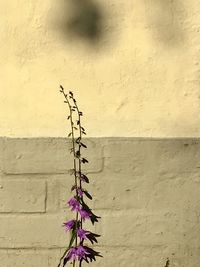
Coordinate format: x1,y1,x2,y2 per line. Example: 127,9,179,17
0,213,60,218
0,173,75,178
0,247,66,251
1,170,104,176
0,245,165,251
0,172,72,176
2,136,200,140
0,213,73,218
0,209,175,217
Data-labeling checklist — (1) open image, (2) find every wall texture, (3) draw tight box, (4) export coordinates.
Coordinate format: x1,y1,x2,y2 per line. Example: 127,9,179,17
0,137,200,267
1,1,200,266
1,0,200,137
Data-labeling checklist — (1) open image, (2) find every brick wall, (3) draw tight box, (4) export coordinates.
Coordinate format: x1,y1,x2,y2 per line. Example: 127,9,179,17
0,138,200,266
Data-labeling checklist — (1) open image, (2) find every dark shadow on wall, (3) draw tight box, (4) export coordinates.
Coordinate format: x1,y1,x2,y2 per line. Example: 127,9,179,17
145,0,185,47
53,0,186,49
57,0,106,45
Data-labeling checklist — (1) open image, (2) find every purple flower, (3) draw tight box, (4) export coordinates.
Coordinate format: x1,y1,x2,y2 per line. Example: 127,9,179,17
65,247,77,262
63,220,75,231
79,208,91,221
76,245,90,260
68,197,80,212
77,228,90,241
65,245,90,262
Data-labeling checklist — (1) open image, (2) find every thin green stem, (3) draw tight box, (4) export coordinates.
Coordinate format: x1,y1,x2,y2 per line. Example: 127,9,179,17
73,98,83,229
73,98,84,267
57,247,70,267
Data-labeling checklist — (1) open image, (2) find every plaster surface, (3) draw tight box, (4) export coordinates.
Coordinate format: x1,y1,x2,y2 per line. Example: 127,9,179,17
1,1,200,137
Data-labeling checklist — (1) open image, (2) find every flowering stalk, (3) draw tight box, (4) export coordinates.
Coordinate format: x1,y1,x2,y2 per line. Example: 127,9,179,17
57,86,102,267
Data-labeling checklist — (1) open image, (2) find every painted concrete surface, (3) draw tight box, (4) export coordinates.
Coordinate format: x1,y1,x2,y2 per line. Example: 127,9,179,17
1,1,200,137
0,137,200,266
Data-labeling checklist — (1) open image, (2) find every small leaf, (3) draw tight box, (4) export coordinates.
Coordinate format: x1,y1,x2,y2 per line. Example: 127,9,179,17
77,120,80,125
80,174,89,183
67,116,70,120
82,158,89,164
73,127,78,130
80,142,87,148
79,111,83,116
68,132,72,137
63,257,68,266
83,190,93,200
76,137,81,144
71,185,76,191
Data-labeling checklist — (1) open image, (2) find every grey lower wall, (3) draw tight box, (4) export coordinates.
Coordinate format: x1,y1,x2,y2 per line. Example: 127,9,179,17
0,137,200,267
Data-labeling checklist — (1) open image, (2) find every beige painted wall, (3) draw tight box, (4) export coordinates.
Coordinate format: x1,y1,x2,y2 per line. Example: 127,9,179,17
1,137,200,266
1,0,200,137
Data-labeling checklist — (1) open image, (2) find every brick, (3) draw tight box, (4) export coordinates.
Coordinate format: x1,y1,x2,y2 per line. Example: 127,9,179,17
0,246,199,267
91,246,187,267
0,137,5,174
47,172,152,212
0,214,69,248
0,177,46,213
149,139,200,176
87,173,154,210
103,138,200,177
3,138,71,174
95,210,189,247
46,175,72,213
146,174,200,214
0,248,133,267
81,138,104,173
0,249,63,267
103,139,149,176
3,138,103,174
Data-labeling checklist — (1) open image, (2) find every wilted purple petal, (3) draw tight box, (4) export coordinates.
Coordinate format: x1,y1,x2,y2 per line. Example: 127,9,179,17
79,208,91,221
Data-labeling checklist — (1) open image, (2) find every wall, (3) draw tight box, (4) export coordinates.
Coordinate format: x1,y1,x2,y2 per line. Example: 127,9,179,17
1,1,200,266
1,0,200,137
0,137,200,266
